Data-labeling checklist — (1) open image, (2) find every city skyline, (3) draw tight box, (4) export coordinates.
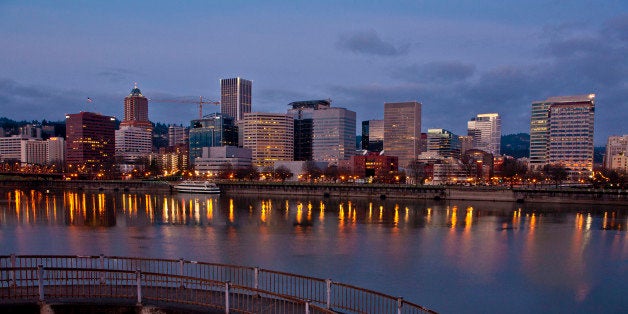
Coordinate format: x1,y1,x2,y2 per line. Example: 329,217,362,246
1,1,627,145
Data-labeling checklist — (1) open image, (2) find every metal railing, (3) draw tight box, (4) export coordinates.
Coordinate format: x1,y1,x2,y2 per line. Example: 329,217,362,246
0,254,436,314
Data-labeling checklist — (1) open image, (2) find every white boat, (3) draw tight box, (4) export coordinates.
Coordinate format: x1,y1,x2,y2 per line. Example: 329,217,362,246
173,181,220,194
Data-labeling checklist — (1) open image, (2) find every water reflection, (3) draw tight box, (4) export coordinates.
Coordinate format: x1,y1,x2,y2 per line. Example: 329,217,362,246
0,188,627,314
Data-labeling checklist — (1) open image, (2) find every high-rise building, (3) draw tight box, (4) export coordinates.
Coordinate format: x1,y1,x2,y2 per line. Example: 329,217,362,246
0,136,24,162
604,135,628,169
362,120,384,152
287,100,331,161
220,77,252,121
65,112,116,169
312,107,356,165
242,112,293,168
168,125,187,147
467,113,501,156
189,113,238,164
427,128,461,159
383,101,421,168
529,94,595,178
120,84,152,130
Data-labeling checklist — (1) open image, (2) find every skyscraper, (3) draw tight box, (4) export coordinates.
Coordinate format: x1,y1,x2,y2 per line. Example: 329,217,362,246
383,101,421,168
65,112,116,169
242,112,293,168
220,77,252,121
467,113,501,156
529,94,595,178
311,107,356,165
287,99,331,161
188,113,238,164
120,83,152,130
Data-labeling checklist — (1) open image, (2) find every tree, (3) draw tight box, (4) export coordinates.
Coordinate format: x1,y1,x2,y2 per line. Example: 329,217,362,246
236,165,259,181
542,164,569,188
274,166,293,182
218,162,234,180
501,158,528,186
407,160,427,185
323,165,339,182
302,161,322,182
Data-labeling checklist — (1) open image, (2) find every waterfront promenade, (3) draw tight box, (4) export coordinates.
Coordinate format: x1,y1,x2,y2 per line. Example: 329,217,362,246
1,178,626,205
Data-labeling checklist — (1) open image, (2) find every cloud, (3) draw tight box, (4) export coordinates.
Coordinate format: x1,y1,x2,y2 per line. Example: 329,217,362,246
97,68,139,83
329,14,628,144
336,29,409,57
392,61,476,83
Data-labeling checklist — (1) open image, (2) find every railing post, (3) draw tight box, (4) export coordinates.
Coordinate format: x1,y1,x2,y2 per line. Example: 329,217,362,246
99,254,105,284
254,267,259,290
397,297,403,314
225,281,230,314
136,269,142,305
325,279,332,309
179,258,185,288
305,299,311,314
10,254,16,286
37,265,44,303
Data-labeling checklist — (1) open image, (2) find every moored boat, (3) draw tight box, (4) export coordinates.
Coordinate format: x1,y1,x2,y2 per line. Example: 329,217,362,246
173,181,220,194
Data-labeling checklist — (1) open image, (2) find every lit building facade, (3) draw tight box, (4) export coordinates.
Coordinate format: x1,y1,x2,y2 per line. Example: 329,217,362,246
604,135,628,169
467,113,501,156
21,139,47,165
220,77,252,121
529,94,595,179
115,126,152,163
312,107,356,165
383,101,421,168
47,137,65,164
427,128,461,159
189,113,238,165
65,112,116,169
120,84,152,130
243,112,294,168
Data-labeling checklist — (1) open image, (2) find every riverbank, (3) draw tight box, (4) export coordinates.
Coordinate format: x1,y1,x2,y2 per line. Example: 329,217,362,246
1,179,627,205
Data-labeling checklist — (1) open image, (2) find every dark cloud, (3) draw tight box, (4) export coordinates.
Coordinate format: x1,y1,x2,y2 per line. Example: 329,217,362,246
97,68,139,83
336,29,409,57
392,61,476,83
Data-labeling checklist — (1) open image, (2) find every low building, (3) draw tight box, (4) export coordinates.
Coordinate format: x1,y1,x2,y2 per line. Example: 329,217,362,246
194,146,252,176
349,152,398,182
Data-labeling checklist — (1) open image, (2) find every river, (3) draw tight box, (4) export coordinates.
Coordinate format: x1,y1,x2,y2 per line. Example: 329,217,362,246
0,188,626,313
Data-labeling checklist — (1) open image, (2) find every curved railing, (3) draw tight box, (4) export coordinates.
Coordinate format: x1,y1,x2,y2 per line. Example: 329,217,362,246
0,254,436,314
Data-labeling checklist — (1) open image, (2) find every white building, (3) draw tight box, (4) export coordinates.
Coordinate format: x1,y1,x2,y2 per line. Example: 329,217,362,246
115,126,152,163
47,137,65,164
604,135,628,169
0,136,24,162
467,113,501,156
194,146,252,175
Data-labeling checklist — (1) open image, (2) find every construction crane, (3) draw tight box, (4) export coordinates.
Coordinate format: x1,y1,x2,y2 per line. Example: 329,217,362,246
150,96,220,119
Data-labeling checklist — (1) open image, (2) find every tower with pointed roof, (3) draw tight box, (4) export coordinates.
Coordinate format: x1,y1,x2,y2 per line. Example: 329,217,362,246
121,83,152,130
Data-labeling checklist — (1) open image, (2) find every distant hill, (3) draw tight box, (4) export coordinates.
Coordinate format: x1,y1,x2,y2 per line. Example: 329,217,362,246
501,133,530,158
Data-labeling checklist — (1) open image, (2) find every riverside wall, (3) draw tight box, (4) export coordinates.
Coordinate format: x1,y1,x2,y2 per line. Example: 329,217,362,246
0,179,627,205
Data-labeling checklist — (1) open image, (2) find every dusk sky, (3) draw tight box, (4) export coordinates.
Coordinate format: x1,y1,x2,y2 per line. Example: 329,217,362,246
1,1,627,145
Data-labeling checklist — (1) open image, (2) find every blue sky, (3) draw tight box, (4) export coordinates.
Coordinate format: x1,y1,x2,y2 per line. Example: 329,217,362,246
1,0,626,144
